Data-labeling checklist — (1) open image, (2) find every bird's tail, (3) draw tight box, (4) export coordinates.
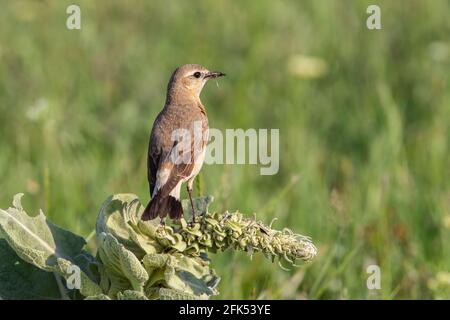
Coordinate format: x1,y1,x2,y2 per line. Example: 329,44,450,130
141,192,183,221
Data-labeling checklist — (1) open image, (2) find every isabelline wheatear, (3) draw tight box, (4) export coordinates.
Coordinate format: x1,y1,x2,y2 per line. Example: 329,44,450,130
141,64,225,223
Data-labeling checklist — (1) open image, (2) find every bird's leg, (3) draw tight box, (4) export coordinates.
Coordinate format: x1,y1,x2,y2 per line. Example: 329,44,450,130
187,183,196,224
159,217,165,226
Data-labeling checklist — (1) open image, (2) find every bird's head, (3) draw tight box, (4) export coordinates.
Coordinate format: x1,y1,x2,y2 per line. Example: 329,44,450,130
166,64,225,103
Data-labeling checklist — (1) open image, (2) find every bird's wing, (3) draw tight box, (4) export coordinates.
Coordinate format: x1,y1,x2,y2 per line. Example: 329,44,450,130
147,146,159,195
156,126,205,197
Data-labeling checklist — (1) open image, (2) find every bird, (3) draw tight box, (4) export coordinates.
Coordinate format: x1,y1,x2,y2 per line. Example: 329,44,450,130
141,64,225,223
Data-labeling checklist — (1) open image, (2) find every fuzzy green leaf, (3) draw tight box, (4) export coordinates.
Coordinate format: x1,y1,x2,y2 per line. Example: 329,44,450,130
96,232,149,295
159,288,207,300
117,290,148,300
0,194,86,271
0,239,62,300
0,194,103,299
96,194,162,258
182,195,214,220
84,294,111,300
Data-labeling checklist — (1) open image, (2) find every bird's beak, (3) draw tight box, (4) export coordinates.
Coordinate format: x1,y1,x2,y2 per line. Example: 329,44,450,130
204,71,226,79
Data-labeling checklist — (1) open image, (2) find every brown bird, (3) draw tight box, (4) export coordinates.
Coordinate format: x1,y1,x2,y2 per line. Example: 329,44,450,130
141,64,225,223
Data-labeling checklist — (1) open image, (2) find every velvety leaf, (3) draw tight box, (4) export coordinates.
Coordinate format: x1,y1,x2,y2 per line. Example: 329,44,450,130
97,232,148,294
0,239,62,300
0,194,86,271
159,288,207,300
84,294,111,300
0,194,103,299
117,290,148,300
96,194,161,258
182,195,214,220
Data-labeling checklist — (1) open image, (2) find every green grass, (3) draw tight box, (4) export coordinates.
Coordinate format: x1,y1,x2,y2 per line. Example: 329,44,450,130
0,0,449,299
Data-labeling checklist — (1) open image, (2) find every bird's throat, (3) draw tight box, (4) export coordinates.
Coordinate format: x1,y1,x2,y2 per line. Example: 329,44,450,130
166,87,202,107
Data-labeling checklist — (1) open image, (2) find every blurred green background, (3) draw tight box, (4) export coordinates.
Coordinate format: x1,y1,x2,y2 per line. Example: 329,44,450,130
0,0,449,299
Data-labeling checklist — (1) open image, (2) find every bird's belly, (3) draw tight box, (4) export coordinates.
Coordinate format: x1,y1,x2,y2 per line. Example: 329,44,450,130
187,146,206,180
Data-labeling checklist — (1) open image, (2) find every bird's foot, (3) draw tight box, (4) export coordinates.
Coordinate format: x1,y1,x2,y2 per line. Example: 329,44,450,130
188,212,197,227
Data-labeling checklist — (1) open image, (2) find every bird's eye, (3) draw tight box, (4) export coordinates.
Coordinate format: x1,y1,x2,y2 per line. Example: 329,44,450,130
193,72,201,78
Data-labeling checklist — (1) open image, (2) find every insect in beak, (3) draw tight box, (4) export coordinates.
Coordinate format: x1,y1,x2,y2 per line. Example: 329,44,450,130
204,71,226,79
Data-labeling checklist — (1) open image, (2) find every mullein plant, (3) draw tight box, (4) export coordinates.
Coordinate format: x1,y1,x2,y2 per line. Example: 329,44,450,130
0,193,317,300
